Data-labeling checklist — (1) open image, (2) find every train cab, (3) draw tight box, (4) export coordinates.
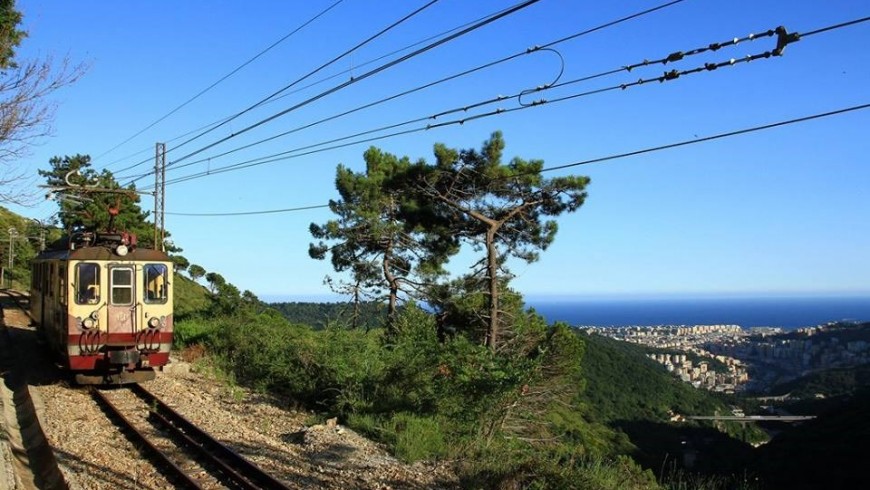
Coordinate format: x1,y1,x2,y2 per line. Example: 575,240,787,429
30,232,174,384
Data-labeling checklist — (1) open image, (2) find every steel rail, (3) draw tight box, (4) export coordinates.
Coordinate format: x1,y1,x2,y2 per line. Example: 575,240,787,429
91,388,203,489
130,383,291,490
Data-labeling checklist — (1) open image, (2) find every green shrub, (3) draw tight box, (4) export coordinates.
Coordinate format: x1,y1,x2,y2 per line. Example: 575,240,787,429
178,303,665,488
173,318,217,347
390,413,447,462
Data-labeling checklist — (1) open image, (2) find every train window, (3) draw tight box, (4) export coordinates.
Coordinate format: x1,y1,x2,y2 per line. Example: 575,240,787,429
110,267,134,305
144,264,168,304
75,263,101,304
59,266,66,305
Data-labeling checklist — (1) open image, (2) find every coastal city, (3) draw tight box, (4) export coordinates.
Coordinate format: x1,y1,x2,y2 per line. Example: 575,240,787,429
581,321,870,393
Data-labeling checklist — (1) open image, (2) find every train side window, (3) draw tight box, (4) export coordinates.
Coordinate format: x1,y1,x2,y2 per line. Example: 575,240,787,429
59,266,67,306
144,264,168,304
48,264,54,297
110,267,134,305
75,263,101,304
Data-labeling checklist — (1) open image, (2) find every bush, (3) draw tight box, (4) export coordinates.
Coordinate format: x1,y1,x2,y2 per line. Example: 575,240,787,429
173,303,657,488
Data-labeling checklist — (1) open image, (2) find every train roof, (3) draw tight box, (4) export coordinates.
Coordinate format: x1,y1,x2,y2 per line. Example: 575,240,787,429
35,247,172,262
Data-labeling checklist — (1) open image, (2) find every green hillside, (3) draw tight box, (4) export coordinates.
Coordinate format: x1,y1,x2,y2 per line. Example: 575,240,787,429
173,273,211,319
0,206,63,290
579,332,735,422
770,362,870,399
268,301,385,330
578,332,761,477
754,388,870,489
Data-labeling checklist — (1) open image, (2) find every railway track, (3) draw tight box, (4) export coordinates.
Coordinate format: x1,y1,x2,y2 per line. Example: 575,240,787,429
2,288,33,322
92,384,291,490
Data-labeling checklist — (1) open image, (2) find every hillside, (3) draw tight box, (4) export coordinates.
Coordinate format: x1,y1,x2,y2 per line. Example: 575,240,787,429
770,362,870,399
754,388,870,489
579,332,737,422
577,332,760,476
268,301,385,330
0,207,63,289
173,273,211,319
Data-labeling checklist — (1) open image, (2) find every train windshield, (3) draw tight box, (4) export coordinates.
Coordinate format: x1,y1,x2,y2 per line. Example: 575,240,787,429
75,263,101,304
110,267,134,305
144,264,169,304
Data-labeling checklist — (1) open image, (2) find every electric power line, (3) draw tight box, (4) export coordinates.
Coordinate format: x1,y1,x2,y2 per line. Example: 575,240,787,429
149,20,802,188
157,0,447,168
167,204,329,216
145,0,687,180
108,1,535,178
112,0,445,181
164,102,869,217
95,0,347,168
127,0,542,187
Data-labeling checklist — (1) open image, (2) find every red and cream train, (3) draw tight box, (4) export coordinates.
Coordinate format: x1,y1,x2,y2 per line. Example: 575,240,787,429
30,230,173,384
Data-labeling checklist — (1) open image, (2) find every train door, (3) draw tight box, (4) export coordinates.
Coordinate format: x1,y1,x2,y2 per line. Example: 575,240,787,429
108,265,136,336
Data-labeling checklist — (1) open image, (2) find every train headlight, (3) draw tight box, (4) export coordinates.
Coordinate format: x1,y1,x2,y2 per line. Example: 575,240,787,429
115,244,128,256
90,311,99,320
82,317,95,329
148,316,161,328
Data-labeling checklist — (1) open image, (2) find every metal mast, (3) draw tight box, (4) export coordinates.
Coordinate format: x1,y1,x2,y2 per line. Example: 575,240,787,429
154,142,166,251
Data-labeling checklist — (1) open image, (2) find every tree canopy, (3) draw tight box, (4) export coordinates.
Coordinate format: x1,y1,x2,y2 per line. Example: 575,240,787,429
312,132,590,349
415,131,589,349
310,147,455,329
38,154,159,248
0,1,86,205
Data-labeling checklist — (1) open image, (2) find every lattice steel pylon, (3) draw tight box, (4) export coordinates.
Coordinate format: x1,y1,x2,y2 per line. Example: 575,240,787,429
154,142,166,251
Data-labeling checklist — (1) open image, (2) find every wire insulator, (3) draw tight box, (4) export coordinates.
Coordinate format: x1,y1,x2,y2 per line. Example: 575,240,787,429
665,51,684,63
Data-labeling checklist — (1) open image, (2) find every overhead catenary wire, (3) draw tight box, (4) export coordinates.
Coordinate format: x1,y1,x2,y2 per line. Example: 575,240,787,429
94,0,347,168
164,102,869,217
145,20,803,188
108,1,539,178
141,0,687,180
167,204,329,217
117,0,447,183
167,14,864,187
155,0,448,169
109,118,229,176
127,0,542,188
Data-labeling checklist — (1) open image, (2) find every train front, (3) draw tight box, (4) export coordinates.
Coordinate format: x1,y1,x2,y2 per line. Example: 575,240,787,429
67,233,173,384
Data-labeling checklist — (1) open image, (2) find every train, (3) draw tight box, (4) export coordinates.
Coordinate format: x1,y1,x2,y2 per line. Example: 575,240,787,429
30,228,174,384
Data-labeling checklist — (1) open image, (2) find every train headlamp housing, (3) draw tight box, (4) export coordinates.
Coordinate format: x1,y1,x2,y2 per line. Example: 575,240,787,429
148,316,162,328
79,316,95,329
78,311,99,330
115,244,128,256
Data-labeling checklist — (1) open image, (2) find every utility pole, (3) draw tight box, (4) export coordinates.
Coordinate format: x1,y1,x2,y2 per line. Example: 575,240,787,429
6,228,16,288
154,142,166,251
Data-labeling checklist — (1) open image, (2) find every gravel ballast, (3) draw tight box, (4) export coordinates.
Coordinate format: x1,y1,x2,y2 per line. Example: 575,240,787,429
0,298,456,489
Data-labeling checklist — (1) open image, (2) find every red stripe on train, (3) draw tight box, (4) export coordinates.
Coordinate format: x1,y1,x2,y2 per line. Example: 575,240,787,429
68,352,170,370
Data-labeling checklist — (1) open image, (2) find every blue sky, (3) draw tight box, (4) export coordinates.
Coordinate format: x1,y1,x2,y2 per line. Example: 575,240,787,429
10,0,870,300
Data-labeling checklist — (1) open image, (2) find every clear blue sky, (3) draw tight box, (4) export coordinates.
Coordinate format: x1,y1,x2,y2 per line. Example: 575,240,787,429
10,0,870,300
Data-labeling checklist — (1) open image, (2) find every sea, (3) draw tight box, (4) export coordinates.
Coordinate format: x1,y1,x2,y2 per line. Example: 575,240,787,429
526,296,870,330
